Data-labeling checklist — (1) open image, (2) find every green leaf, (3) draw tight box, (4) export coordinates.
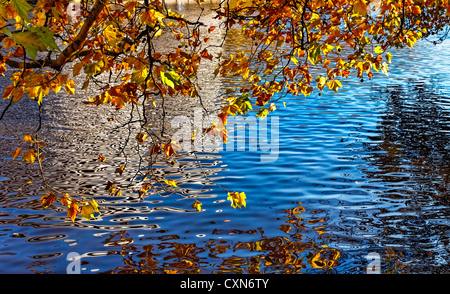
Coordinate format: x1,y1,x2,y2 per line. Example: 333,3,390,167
31,26,60,52
161,70,181,89
11,0,33,23
11,31,41,60
308,45,321,65
7,27,60,61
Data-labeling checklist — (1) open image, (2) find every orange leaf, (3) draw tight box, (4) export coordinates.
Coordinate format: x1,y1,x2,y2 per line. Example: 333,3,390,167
105,181,116,194
353,0,368,16
23,134,34,143
67,201,80,223
411,5,421,16
162,142,178,159
60,193,72,206
200,48,213,60
11,88,24,103
40,192,56,208
72,62,84,77
124,0,137,13
11,148,22,160
2,85,14,99
22,149,37,164
138,183,151,198
2,37,15,49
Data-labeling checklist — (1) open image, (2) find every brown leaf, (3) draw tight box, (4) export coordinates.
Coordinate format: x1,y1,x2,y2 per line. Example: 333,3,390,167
40,192,56,208
115,165,125,175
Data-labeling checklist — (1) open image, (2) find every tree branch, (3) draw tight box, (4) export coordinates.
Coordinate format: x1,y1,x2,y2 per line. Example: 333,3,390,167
53,0,106,70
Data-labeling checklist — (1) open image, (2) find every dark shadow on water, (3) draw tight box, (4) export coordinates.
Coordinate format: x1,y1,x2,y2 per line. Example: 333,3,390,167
360,79,450,273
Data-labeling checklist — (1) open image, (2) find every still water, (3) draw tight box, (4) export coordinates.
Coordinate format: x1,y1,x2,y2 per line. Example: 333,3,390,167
0,4,449,273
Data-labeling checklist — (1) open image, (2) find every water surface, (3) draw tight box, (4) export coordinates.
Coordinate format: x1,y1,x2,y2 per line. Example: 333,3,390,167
0,4,449,274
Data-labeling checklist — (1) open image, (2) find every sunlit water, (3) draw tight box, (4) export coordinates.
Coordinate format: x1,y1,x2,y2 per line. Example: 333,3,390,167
0,5,449,273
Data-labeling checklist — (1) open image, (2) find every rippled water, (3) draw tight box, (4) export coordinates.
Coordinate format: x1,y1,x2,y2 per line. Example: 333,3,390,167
0,4,449,274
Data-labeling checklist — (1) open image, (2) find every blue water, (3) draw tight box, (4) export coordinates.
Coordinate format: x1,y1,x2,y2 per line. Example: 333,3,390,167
0,23,449,273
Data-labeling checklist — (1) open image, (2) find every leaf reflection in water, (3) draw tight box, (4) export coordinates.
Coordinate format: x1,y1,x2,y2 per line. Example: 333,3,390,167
95,202,342,274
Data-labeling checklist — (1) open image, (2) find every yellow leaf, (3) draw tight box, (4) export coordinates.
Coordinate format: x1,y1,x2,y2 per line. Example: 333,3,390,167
227,191,247,209
89,199,102,215
22,149,37,164
164,179,178,188
192,200,202,211
98,154,106,162
290,56,298,65
131,68,148,84
327,80,342,93
114,188,122,197
374,46,383,54
103,24,123,47
80,204,96,220
65,79,75,95
222,104,240,115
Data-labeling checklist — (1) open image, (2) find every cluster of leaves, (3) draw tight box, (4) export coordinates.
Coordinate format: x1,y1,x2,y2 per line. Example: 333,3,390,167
0,0,449,222
41,192,101,222
213,0,450,128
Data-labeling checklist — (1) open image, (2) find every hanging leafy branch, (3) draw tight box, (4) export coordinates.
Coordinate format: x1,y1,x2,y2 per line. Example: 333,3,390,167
0,0,448,222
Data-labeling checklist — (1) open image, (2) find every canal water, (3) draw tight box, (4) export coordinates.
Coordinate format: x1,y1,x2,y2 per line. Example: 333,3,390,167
0,4,448,273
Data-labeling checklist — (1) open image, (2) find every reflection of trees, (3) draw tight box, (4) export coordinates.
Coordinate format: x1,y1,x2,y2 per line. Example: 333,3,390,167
365,80,450,205
359,79,450,273
99,203,340,274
